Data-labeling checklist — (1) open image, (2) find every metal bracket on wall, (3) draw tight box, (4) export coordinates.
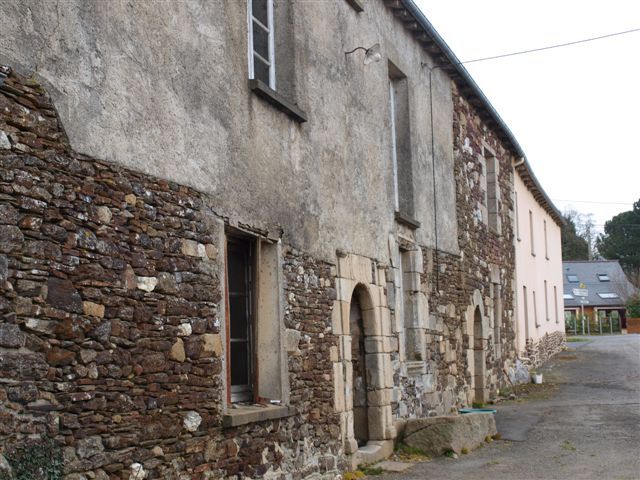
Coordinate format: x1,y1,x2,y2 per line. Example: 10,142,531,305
0,66,11,88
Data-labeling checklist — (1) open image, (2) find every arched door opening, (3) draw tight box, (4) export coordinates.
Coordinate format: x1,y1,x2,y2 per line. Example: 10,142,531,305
473,306,487,403
350,291,369,446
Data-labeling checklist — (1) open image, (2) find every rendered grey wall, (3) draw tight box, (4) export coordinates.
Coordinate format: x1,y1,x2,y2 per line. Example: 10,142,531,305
0,0,458,262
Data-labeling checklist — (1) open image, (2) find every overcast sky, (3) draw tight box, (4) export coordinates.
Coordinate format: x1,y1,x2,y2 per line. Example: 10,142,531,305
415,0,639,232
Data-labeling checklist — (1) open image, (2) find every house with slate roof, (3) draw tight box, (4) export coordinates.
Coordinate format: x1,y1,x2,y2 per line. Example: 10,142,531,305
563,260,637,332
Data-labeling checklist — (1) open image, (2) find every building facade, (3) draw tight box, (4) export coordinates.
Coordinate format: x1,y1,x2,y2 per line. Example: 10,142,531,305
563,260,637,332
0,1,549,478
513,162,565,366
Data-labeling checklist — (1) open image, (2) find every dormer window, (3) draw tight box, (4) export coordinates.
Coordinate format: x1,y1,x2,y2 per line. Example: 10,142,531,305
567,274,579,283
597,274,610,282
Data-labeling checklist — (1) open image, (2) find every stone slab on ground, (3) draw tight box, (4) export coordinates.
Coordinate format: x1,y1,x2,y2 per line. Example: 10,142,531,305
402,413,497,456
377,461,414,472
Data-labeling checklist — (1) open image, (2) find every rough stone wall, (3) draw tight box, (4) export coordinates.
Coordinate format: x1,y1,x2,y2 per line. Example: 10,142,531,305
524,331,566,369
449,82,518,395
392,83,518,419
0,68,341,479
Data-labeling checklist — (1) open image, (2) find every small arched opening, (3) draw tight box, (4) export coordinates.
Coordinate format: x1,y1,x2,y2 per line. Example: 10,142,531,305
473,305,487,403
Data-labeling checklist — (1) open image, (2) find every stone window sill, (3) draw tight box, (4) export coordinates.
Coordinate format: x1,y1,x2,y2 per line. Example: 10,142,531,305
395,211,421,229
345,0,364,12
249,79,308,123
222,404,293,428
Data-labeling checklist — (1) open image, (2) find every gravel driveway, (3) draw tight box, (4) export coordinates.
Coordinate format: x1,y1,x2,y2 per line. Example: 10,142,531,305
376,335,640,480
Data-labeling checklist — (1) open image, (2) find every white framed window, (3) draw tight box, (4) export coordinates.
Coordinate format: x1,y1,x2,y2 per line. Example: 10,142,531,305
544,280,549,321
248,0,275,89
544,220,549,260
597,274,610,282
515,191,521,241
389,80,399,212
529,210,535,256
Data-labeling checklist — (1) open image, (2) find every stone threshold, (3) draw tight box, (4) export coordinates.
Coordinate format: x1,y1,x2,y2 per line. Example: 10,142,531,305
222,404,293,428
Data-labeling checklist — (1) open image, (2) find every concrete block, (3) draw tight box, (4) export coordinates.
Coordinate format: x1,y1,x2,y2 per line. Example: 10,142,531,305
330,345,339,362
337,254,353,280
331,300,343,335
333,362,345,412
367,388,392,407
403,270,421,293
353,256,373,284
344,362,353,408
368,405,394,440
406,249,424,274
379,307,392,337
337,278,355,303
364,335,394,354
341,335,352,362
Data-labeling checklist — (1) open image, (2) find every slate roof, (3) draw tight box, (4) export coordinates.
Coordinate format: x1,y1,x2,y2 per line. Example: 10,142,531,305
563,260,637,308
389,0,564,226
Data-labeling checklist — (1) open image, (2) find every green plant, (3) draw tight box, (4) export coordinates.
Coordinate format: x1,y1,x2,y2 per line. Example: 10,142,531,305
460,447,469,454
3,438,63,480
626,294,640,318
444,450,457,458
471,402,484,408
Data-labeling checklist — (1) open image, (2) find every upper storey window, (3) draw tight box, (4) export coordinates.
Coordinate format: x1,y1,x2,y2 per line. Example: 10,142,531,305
389,61,417,227
246,0,307,123
248,0,275,89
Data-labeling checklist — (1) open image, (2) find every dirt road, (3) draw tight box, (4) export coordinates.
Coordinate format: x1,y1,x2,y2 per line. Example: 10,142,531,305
377,335,640,480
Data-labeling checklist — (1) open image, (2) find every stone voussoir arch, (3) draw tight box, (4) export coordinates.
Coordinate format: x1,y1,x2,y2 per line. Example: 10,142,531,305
330,253,395,462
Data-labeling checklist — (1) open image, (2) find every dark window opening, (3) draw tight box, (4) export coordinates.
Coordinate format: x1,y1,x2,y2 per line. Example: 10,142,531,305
227,236,254,403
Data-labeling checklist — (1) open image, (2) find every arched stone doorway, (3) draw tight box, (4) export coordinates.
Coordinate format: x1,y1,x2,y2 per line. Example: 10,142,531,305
332,253,395,465
473,306,487,403
350,288,368,446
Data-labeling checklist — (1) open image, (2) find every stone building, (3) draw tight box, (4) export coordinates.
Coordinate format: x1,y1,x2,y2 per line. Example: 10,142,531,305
513,160,566,367
0,0,553,478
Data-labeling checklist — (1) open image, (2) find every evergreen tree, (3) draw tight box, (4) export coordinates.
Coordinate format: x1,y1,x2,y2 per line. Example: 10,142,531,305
561,211,589,261
596,199,640,287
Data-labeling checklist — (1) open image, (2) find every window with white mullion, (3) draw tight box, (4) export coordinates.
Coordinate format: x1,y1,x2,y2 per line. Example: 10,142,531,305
389,81,399,212
248,0,275,89
252,52,271,67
